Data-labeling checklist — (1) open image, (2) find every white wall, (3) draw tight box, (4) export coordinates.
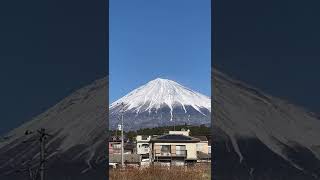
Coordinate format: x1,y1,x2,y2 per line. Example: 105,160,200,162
168,130,189,136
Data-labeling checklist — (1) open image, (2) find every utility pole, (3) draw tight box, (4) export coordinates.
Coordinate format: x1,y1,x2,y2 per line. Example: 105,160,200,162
39,128,46,180
118,102,125,168
121,111,124,168
24,128,51,180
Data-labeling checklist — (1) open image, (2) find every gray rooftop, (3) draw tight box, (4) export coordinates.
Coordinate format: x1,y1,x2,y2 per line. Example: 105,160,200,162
150,134,200,143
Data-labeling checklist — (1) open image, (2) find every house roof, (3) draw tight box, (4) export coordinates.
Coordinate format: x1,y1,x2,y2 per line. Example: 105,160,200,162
109,154,141,163
150,134,200,143
108,136,128,142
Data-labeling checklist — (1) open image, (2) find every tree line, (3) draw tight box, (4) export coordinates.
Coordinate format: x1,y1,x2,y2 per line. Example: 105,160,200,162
109,124,211,142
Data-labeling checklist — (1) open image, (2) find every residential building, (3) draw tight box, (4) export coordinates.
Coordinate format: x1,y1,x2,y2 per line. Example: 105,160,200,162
136,135,152,158
108,135,130,154
109,130,211,168
194,136,209,154
109,154,141,168
150,133,201,166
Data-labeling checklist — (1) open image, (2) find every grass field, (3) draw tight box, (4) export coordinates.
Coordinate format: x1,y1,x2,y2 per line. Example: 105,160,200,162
109,164,211,180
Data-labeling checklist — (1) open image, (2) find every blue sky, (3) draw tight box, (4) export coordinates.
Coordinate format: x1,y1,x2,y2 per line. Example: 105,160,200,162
109,0,211,103
215,0,320,113
0,0,106,134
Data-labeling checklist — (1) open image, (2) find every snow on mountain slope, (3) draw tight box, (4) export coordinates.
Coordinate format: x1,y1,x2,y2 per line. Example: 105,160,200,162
109,78,211,130
110,78,210,120
213,69,320,179
0,78,108,180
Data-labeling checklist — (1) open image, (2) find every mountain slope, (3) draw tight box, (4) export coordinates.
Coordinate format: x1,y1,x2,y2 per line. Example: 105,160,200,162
213,70,320,179
0,78,108,180
109,78,211,130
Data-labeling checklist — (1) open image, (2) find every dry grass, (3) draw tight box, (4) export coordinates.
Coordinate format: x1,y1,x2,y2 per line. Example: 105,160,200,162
109,164,211,180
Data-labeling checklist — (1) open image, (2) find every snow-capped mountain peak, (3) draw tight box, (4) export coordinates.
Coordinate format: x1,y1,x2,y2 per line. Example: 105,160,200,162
110,78,210,120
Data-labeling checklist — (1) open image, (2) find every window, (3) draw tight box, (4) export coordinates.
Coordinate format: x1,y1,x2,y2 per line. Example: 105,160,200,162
113,144,121,149
176,145,186,156
141,144,149,148
160,145,171,155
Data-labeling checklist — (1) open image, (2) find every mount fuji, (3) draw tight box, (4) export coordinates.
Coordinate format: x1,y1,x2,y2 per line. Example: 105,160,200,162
0,70,320,180
109,78,211,130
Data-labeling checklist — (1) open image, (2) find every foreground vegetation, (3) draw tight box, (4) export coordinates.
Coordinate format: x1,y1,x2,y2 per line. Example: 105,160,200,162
109,164,211,180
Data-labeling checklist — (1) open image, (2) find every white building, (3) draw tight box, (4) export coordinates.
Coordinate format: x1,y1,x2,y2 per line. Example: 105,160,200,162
136,135,152,158
168,129,190,136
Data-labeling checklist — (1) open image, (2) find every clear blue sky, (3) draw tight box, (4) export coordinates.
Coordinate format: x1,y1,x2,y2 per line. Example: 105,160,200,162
109,0,211,103
0,0,106,134
215,0,320,113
